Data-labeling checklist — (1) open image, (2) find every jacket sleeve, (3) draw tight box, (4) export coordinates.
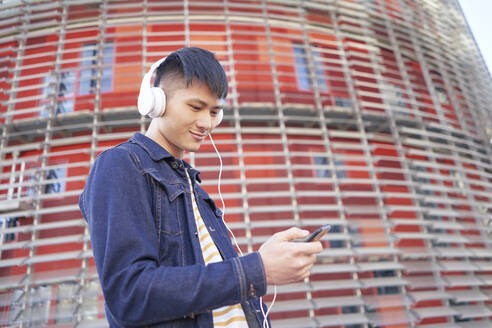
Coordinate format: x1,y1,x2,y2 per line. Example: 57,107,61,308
79,147,267,327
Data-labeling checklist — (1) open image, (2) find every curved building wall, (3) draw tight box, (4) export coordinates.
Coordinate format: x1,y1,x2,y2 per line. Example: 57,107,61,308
0,0,491,327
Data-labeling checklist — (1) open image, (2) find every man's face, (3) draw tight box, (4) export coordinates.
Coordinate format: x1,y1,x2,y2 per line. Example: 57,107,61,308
148,79,223,158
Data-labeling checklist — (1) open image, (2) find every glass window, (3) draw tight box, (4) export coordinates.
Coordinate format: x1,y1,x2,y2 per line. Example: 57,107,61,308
312,46,328,92
293,44,328,91
334,97,353,108
79,44,97,95
55,282,77,324
8,289,24,325
27,285,52,326
102,43,114,92
366,0,378,13
79,42,113,95
329,225,345,248
342,306,363,328
313,155,330,178
41,71,75,117
451,300,472,322
435,86,449,105
335,159,346,179
383,84,406,109
451,170,466,193
409,164,432,196
293,46,311,91
374,270,399,295
0,217,17,242
45,166,67,194
349,225,362,247
312,156,346,179
27,169,39,198
82,280,100,319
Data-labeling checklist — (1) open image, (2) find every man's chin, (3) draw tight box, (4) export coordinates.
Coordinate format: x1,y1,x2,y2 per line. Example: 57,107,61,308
185,143,202,153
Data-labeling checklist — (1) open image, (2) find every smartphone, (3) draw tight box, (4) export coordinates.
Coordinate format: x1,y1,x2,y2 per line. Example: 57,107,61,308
293,224,331,242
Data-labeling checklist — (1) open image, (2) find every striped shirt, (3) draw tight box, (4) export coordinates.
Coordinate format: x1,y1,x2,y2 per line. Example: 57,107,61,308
185,169,248,328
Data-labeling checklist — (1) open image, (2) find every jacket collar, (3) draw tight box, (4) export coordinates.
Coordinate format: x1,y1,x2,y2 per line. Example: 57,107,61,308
130,132,174,162
130,132,202,183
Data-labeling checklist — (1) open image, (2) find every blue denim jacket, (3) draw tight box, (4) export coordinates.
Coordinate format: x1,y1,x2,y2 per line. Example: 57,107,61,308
79,133,268,327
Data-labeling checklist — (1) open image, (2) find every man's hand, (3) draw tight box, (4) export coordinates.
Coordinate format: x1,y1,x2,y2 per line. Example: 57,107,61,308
258,227,323,285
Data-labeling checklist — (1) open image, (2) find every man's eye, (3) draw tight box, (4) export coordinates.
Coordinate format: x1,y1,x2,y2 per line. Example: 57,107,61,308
190,105,200,110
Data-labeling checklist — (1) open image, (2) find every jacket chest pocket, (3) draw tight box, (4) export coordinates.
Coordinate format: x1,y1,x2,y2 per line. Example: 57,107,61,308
194,185,223,222
147,172,186,265
193,186,234,254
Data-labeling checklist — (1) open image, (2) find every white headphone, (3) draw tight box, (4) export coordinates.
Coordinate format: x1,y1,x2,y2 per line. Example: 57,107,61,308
137,56,224,127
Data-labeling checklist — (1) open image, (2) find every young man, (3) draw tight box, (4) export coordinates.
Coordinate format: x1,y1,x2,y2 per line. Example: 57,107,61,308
79,47,322,327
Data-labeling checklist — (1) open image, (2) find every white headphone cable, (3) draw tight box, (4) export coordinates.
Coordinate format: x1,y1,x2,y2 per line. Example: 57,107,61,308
209,134,243,256
260,285,277,328
209,134,276,328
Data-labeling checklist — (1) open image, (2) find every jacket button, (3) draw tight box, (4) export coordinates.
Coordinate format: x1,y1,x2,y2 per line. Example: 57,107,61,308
248,283,256,298
171,161,178,169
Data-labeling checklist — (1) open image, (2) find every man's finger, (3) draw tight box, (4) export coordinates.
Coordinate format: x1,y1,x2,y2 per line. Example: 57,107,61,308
274,227,309,241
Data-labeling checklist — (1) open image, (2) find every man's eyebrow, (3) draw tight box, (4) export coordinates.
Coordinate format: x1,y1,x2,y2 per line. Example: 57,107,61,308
188,98,223,109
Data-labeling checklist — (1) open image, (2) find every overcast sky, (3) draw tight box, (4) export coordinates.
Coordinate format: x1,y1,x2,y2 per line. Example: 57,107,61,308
458,0,492,74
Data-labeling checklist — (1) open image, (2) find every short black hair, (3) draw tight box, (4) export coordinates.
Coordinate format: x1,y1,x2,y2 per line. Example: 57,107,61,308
153,47,228,99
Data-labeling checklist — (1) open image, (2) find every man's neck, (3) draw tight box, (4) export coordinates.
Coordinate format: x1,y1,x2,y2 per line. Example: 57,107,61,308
145,126,183,159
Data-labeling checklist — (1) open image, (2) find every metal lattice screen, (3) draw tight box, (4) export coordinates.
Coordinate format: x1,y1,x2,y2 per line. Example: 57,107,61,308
0,0,491,327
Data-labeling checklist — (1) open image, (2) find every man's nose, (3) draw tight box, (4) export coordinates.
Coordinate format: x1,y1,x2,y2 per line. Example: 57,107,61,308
196,111,213,130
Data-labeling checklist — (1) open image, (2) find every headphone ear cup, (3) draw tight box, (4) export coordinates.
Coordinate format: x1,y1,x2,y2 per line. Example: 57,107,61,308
138,73,153,116
148,87,166,118
138,56,168,117
215,110,223,128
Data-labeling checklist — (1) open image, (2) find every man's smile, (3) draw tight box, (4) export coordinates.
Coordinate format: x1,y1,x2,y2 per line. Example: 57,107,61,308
189,130,207,141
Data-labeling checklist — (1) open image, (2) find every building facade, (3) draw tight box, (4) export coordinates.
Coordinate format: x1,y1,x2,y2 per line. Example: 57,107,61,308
0,0,491,327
